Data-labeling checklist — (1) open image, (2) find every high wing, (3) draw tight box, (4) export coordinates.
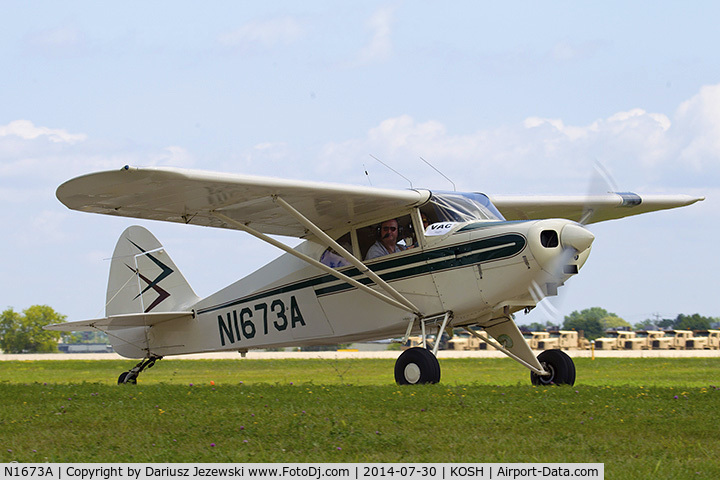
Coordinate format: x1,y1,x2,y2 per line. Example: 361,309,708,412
489,192,704,224
57,166,704,234
57,166,430,238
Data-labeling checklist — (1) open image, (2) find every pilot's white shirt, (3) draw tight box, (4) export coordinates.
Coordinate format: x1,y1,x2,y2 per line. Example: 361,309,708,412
365,241,406,260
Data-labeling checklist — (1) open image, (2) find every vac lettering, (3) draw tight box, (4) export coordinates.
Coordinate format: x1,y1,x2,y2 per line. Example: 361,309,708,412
217,296,306,346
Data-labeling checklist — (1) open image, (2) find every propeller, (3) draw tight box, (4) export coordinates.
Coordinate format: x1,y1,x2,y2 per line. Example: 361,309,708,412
579,161,619,224
527,161,616,327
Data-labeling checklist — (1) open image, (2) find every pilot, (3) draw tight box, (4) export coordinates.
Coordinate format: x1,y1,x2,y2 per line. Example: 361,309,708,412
365,219,406,260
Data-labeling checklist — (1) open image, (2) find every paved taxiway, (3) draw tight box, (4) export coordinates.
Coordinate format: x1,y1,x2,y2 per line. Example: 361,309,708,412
2,349,720,361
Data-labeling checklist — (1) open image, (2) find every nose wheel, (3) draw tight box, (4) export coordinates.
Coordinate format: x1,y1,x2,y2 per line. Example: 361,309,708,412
395,347,441,385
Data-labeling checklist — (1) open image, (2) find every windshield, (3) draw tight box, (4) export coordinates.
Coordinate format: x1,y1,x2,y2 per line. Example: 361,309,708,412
428,192,505,222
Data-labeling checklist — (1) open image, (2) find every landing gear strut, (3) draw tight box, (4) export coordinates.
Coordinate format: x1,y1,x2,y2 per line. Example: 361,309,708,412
118,356,162,385
394,312,451,385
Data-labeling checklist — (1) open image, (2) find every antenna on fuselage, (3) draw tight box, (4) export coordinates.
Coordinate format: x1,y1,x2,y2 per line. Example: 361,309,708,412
363,163,373,186
420,156,456,191
370,154,413,189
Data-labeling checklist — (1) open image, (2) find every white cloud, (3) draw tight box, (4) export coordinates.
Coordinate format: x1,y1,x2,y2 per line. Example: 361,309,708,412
148,146,194,168
674,84,720,170
319,83,720,193
523,117,590,141
368,115,446,149
218,17,305,49
352,6,395,66
0,120,87,144
0,121,201,183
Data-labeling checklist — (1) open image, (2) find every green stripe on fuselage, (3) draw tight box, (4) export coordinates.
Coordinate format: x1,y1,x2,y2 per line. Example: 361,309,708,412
197,233,526,314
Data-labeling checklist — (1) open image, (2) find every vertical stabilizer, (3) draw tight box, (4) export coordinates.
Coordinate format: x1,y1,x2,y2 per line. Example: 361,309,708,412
106,226,200,316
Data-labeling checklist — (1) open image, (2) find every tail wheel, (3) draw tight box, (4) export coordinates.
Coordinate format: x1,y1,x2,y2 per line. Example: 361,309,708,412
117,356,160,385
395,347,441,385
531,349,576,386
117,371,137,385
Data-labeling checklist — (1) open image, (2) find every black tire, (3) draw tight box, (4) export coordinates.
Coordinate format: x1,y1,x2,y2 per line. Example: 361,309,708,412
530,349,576,386
118,371,137,385
394,347,441,385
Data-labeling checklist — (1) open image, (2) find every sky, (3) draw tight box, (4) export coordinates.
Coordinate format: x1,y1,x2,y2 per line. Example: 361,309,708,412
1,1,718,328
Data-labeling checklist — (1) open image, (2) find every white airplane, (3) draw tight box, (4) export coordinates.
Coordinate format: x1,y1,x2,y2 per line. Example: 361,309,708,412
46,165,703,385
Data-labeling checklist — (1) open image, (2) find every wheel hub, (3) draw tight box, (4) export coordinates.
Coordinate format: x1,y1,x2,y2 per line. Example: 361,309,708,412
539,361,556,384
404,362,421,384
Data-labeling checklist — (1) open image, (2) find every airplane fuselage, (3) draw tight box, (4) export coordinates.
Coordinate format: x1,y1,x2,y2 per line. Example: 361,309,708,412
131,218,589,359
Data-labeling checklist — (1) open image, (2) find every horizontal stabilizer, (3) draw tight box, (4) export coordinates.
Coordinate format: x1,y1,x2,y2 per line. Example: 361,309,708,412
44,311,194,332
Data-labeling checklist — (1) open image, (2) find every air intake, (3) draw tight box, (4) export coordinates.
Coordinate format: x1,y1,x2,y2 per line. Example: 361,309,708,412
541,230,559,248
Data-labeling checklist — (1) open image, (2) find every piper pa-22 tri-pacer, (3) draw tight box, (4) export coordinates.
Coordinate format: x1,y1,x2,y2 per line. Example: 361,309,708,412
47,165,703,385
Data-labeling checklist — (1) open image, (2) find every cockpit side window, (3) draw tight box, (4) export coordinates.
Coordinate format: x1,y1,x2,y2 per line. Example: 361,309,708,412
319,232,353,269
357,214,414,261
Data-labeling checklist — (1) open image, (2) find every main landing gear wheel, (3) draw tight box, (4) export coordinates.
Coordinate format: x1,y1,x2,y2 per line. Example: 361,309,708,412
394,347,441,385
530,349,576,386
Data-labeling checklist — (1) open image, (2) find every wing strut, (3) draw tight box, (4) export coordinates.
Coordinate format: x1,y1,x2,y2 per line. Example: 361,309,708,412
211,211,420,315
272,196,422,315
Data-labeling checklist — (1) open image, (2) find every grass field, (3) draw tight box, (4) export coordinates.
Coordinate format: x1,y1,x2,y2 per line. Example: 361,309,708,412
1,357,719,479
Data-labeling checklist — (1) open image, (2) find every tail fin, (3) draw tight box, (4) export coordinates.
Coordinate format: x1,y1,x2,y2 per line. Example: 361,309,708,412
106,226,200,316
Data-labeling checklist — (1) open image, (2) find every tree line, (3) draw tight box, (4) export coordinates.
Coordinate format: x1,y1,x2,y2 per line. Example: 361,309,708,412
2,304,719,352
1,306,64,353
1,305,107,354
525,306,720,341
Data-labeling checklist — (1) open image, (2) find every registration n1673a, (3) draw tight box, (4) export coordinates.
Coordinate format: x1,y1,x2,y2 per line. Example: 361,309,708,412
217,295,306,346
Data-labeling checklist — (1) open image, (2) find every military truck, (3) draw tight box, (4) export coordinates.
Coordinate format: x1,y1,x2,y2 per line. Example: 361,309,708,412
536,330,584,350
402,336,424,350
705,330,720,349
686,330,720,349
623,330,665,350
468,334,489,350
651,330,693,349
446,329,489,350
529,331,550,350
446,331,471,350
594,329,636,350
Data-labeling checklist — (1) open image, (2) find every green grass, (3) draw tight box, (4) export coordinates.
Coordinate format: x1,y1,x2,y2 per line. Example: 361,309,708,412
1,357,719,479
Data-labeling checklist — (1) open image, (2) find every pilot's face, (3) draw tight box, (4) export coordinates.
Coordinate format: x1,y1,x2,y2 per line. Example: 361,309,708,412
380,219,398,247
